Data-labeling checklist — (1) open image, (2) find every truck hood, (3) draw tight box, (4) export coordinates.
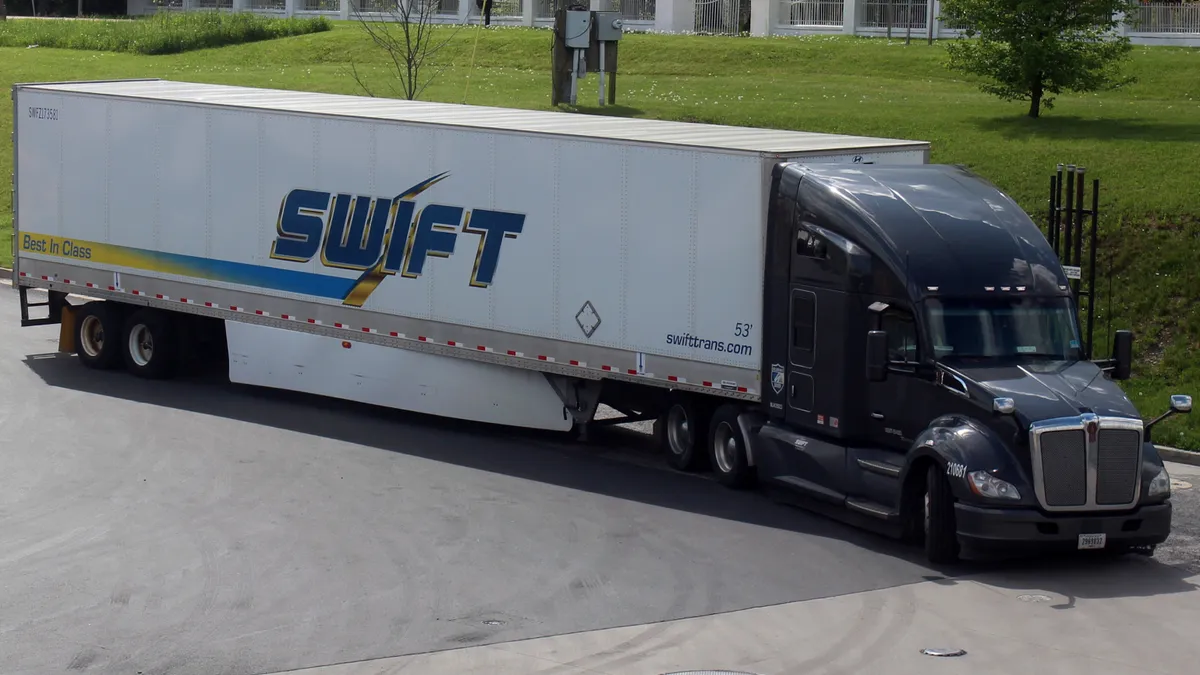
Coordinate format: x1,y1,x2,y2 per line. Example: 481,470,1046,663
945,360,1142,426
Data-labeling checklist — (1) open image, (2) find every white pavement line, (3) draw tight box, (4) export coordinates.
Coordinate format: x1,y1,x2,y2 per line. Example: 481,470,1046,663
263,567,1200,675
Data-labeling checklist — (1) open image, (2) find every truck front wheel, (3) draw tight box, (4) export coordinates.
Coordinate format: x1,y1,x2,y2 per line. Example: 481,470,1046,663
121,309,179,380
924,463,961,565
74,301,123,370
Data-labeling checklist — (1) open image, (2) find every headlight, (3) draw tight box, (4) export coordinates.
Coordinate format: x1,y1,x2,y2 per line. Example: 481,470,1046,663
968,470,1021,500
1148,466,1171,499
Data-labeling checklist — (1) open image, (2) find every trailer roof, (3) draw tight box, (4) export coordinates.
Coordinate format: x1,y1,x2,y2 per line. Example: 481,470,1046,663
21,79,928,156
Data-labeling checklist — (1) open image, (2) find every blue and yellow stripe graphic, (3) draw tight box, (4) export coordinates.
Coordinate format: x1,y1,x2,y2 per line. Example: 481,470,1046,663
18,232,357,300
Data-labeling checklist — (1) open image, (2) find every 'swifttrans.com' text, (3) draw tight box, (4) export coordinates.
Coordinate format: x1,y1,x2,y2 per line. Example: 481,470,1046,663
665,333,753,356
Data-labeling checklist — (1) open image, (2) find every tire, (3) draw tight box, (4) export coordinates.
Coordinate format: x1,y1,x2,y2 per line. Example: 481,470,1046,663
121,309,179,380
74,302,123,370
655,395,709,472
924,463,961,564
708,404,756,489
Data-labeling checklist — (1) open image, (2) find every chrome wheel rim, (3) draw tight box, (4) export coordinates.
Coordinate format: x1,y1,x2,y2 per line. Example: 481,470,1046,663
128,324,154,367
667,405,691,456
714,421,738,474
80,315,104,358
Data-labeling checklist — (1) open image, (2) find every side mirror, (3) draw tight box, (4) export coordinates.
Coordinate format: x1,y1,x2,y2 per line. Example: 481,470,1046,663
1111,330,1133,381
867,330,888,382
1171,394,1193,414
1145,394,1192,443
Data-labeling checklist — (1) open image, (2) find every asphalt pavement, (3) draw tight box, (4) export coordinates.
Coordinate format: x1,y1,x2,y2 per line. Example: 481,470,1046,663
2,283,1199,675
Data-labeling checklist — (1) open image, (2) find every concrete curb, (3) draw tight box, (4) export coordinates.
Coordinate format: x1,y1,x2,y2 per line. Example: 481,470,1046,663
1158,445,1200,467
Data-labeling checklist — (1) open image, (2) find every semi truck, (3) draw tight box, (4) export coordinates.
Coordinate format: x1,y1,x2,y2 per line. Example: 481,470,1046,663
11,79,1191,564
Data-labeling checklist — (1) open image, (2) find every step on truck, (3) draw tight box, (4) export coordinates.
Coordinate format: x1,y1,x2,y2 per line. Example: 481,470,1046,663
11,79,1191,563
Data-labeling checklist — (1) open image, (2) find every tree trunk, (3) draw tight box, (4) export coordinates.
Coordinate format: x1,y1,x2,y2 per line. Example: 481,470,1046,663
1028,80,1043,118
1,0,7,21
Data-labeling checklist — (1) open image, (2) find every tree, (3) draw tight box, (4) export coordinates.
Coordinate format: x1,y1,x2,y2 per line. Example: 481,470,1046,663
349,0,463,102
939,0,1139,118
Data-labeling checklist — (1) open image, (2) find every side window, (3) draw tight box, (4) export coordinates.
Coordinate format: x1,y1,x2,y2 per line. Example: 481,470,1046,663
795,224,828,260
881,310,918,364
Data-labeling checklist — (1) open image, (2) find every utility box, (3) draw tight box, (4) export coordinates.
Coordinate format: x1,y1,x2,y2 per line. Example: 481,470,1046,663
551,8,624,107
564,10,592,49
595,11,623,42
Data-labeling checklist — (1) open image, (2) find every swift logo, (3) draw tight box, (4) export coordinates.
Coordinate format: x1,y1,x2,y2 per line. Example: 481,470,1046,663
270,173,525,307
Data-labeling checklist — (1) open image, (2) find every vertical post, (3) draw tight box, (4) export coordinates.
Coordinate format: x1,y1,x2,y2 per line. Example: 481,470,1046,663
598,40,606,106
1070,163,1080,273
1073,166,1086,276
1047,174,1057,252
1085,177,1100,360
750,0,772,36
523,0,534,26
1053,163,1064,256
927,0,935,44
843,0,858,35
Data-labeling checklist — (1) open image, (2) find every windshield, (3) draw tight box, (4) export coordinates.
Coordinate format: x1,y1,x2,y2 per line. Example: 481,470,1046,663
925,297,1083,361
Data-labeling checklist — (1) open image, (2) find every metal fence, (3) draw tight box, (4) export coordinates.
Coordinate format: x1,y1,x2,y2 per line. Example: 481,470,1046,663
535,0,655,21
779,0,843,28
694,0,739,34
1131,1,1200,34
857,0,927,31
142,0,1200,40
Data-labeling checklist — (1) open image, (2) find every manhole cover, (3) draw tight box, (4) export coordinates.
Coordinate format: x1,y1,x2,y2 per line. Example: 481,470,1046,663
1017,594,1053,603
921,648,967,657
662,667,753,672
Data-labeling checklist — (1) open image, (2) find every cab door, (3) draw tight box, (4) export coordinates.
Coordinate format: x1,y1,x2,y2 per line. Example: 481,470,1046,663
865,303,923,450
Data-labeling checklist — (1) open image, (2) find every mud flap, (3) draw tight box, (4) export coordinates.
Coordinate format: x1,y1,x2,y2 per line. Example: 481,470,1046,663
58,303,77,354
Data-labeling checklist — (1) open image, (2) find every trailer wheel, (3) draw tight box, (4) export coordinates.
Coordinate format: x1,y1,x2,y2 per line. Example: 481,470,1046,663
708,404,756,489
924,463,961,565
121,309,178,380
74,302,123,370
656,396,709,472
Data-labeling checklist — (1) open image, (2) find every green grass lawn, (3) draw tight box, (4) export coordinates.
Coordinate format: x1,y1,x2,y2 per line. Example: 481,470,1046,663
0,12,331,54
1,23,1197,447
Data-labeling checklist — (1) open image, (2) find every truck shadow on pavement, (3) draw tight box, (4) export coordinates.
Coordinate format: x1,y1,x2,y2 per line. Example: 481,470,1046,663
23,351,1200,601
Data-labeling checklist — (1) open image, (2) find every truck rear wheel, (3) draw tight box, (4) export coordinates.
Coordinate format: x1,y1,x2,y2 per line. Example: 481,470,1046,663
708,404,756,489
121,309,179,380
924,463,961,565
74,302,123,370
657,395,709,472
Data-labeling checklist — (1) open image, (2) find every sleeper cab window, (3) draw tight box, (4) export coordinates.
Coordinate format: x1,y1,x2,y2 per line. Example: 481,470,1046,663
795,223,828,260
882,310,918,364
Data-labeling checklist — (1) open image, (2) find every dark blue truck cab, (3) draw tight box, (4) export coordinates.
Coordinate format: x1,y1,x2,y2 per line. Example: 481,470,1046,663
738,162,1190,563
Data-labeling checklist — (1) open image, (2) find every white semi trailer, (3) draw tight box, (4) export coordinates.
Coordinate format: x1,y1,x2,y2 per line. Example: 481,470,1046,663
11,78,927,438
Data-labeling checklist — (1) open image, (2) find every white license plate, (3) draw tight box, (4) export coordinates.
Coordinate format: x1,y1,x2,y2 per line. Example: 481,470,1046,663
1078,533,1107,550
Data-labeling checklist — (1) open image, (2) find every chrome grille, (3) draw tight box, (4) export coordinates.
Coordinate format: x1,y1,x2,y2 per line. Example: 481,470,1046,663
1096,429,1141,505
1029,415,1144,512
1039,430,1087,506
